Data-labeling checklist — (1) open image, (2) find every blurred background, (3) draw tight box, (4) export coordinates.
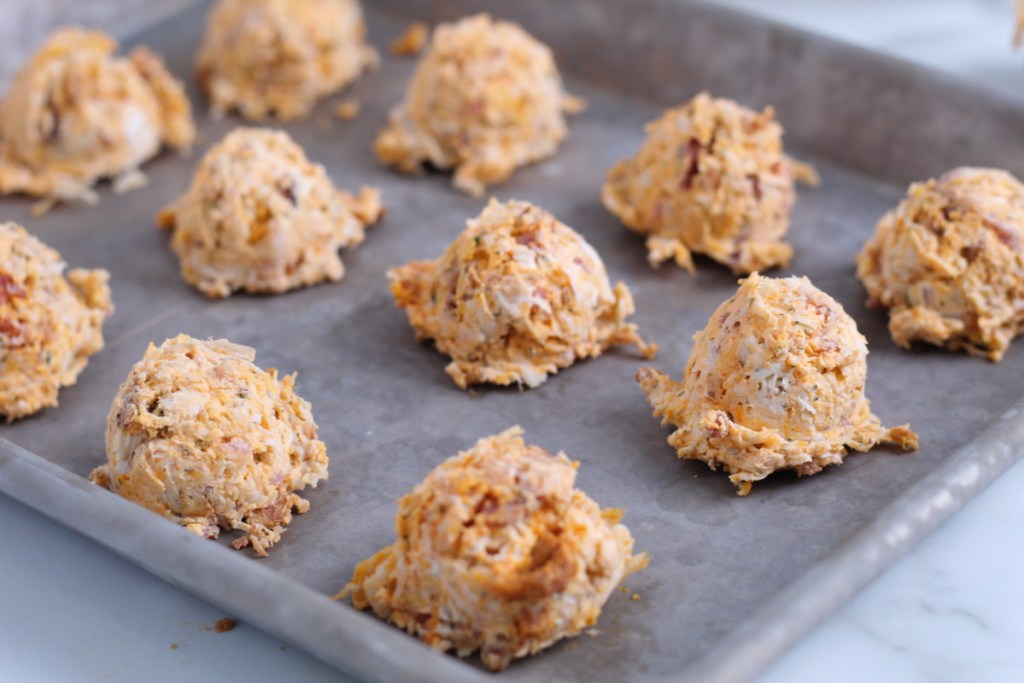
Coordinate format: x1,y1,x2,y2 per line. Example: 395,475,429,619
3,0,1020,95
1,0,197,85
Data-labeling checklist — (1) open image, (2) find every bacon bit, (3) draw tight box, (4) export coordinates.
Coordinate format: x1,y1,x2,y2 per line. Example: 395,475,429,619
0,273,26,303
748,174,763,200
390,22,429,57
278,183,297,205
706,413,727,438
516,230,541,247
811,302,832,322
473,494,499,517
681,138,702,189
213,617,236,633
0,317,26,339
960,243,982,263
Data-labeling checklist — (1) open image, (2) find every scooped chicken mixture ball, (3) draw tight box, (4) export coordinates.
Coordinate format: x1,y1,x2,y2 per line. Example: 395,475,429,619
90,334,328,556
388,198,656,389
0,28,194,213
375,14,584,197
158,128,383,298
0,223,111,421
196,0,378,120
857,167,1024,362
603,92,818,274
638,274,917,495
341,426,647,671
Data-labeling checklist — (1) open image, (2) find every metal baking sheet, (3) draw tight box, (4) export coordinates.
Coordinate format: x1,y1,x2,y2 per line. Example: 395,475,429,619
2,2,1024,682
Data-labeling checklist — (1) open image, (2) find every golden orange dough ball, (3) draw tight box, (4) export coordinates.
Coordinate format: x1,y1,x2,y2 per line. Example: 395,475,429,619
857,167,1024,362
90,334,328,556
0,28,194,213
158,128,383,298
196,0,378,120
638,274,917,495
0,223,112,421
375,14,584,197
603,92,818,274
388,198,656,389
341,426,647,671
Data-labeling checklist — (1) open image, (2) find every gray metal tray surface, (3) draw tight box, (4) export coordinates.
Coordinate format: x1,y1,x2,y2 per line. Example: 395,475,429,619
2,2,1024,682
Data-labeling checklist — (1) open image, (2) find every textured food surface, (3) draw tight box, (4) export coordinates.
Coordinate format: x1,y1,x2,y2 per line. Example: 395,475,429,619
3,4,1024,682
0,223,111,421
343,426,646,671
0,28,194,210
159,127,383,297
857,167,1024,361
639,273,917,495
603,92,817,274
196,0,377,120
90,334,328,556
375,13,582,197
389,198,654,388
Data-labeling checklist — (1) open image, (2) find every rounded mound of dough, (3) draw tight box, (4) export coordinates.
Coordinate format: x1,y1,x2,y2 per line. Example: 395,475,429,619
388,198,655,388
0,28,194,210
603,92,817,274
0,223,111,421
196,0,377,120
638,273,916,494
857,167,1024,362
158,128,383,298
374,14,582,197
90,334,328,555
342,426,646,671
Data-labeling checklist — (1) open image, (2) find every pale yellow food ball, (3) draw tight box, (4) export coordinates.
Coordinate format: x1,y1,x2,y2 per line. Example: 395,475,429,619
0,28,194,212
196,0,378,121
638,273,916,495
158,128,383,298
0,222,112,421
388,198,655,389
90,334,328,556
857,167,1024,362
341,426,647,671
375,14,583,197
603,92,817,274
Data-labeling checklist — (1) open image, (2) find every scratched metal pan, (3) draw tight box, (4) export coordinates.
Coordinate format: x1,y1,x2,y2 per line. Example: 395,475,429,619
1,1,1023,682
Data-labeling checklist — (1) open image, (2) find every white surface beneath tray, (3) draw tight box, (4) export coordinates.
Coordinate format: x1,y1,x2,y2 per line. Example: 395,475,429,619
3,0,1024,681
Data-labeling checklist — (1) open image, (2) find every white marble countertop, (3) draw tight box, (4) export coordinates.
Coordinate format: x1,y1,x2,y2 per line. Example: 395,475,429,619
2,1,1023,682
